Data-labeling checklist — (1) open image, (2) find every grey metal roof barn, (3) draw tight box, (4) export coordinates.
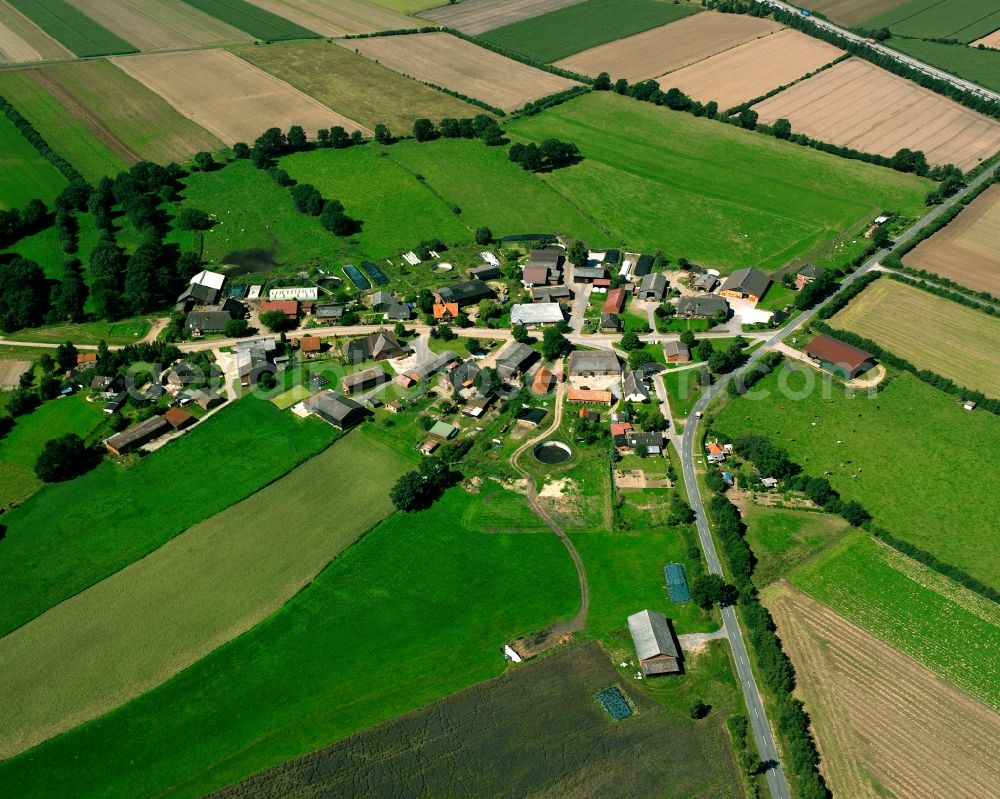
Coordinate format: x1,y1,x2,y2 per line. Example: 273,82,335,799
304,391,368,429
627,609,680,676
434,279,494,307
638,272,668,300
468,264,502,280
567,349,621,376
678,295,729,318
511,303,565,326
495,342,538,379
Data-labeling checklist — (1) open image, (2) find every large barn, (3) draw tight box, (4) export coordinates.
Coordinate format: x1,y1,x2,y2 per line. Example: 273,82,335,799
805,334,875,379
627,609,681,676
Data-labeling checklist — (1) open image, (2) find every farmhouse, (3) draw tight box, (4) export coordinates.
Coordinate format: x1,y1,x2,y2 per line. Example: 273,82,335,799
433,279,494,307
692,273,717,293
75,352,97,368
795,265,826,290
185,311,233,336
257,299,299,320
188,387,224,410
346,330,407,362
599,312,621,331
573,265,606,283
719,268,771,303
343,367,388,395
496,342,538,380
638,272,668,301
531,285,572,303
627,609,681,676
568,350,622,377
805,334,875,379
468,264,502,280
567,388,613,405
269,286,318,302
450,360,481,391
511,303,565,326
663,340,690,363
371,291,410,321
104,415,171,456
602,288,626,314
611,421,633,446
235,338,277,386
293,336,324,356
532,367,556,395
622,370,650,402
304,391,368,430
433,302,459,321
314,304,344,321
678,295,729,319
627,431,665,455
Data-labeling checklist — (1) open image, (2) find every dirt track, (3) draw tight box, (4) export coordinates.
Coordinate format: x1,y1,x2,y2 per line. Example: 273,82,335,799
753,58,1000,171
767,581,1000,799
905,182,1000,296
420,0,584,34
659,28,842,110
343,32,578,112
554,12,782,82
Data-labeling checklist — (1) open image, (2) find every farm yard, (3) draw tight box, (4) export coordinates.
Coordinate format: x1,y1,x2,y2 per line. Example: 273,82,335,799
714,369,1000,591
829,277,1000,397
0,0,71,62
235,0,412,37
5,0,136,56
234,40,484,131
0,428,410,759
0,488,580,799
554,12,782,83
789,534,1000,709
479,0,700,64
65,0,254,52
112,49,369,146
658,29,843,112
0,110,66,207
0,397,335,638
341,32,579,113
752,58,1000,171
208,642,743,799
22,60,224,165
904,183,1000,296
866,0,1000,41
419,0,585,34
508,92,929,270
766,580,1000,799
174,0,319,41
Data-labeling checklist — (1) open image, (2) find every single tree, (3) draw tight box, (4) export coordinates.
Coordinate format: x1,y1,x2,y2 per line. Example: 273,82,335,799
225,318,251,337
475,226,492,245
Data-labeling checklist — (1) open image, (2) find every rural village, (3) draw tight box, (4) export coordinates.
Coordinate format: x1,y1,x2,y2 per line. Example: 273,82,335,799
0,1,998,799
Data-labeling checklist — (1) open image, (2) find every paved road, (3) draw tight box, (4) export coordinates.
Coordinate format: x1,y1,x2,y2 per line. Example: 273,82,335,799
675,164,997,799
762,0,1000,103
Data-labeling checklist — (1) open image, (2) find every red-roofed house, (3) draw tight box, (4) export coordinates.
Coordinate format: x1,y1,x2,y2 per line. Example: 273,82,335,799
602,288,625,314
258,299,299,319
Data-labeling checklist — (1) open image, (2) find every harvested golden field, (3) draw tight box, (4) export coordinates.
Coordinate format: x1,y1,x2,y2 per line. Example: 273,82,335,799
972,28,1000,48
905,183,1000,296
766,582,1000,799
659,29,842,111
420,0,585,34
245,0,412,36
342,32,579,112
830,277,1000,397
112,49,369,145
753,58,1000,171
0,0,71,62
794,0,909,27
64,0,253,51
555,11,781,82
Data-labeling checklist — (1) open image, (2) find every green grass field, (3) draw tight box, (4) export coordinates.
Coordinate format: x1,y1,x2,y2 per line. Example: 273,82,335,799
234,40,486,132
0,113,66,209
179,0,320,40
0,427,411,759
270,384,312,409
0,487,578,798
6,0,137,56
867,0,1000,41
0,70,127,183
887,37,1000,93
744,506,848,588
790,533,1000,709
0,396,335,637
480,0,700,63
714,368,1000,591
508,93,929,272
2,318,150,345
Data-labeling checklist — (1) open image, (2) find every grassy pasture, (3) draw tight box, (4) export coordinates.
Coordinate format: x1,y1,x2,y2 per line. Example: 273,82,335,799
209,642,744,799
0,428,410,759
178,0,320,40
790,533,1000,709
0,69,126,182
830,277,1000,397
743,505,849,588
714,369,1000,591
233,40,485,132
0,396,335,637
507,92,929,272
6,0,137,55
0,111,66,208
2,317,150,345
480,0,700,63
867,0,1000,41
888,37,1000,93
0,488,580,799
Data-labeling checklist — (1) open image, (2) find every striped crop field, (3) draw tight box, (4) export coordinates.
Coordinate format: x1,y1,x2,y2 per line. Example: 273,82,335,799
6,0,137,56
179,0,320,41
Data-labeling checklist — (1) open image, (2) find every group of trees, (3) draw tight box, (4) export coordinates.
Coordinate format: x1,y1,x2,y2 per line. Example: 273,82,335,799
508,139,580,172
541,325,572,360
0,199,48,248
389,457,460,511
35,433,100,483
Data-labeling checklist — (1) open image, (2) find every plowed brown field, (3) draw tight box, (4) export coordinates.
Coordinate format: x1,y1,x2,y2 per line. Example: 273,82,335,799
766,582,1000,799
342,32,579,112
555,11,781,82
972,28,1000,48
420,0,585,34
658,29,842,110
0,0,71,62
112,49,369,145
753,58,1000,171
245,0,411,36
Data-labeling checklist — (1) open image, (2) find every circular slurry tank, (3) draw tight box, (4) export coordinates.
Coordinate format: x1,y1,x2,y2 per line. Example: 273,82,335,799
533,441,572,465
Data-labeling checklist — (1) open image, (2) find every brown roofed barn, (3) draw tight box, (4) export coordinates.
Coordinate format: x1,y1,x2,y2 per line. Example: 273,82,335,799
805,334,875,379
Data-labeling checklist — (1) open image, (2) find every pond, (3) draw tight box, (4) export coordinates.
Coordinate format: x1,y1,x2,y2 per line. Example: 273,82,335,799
533,441,572,465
